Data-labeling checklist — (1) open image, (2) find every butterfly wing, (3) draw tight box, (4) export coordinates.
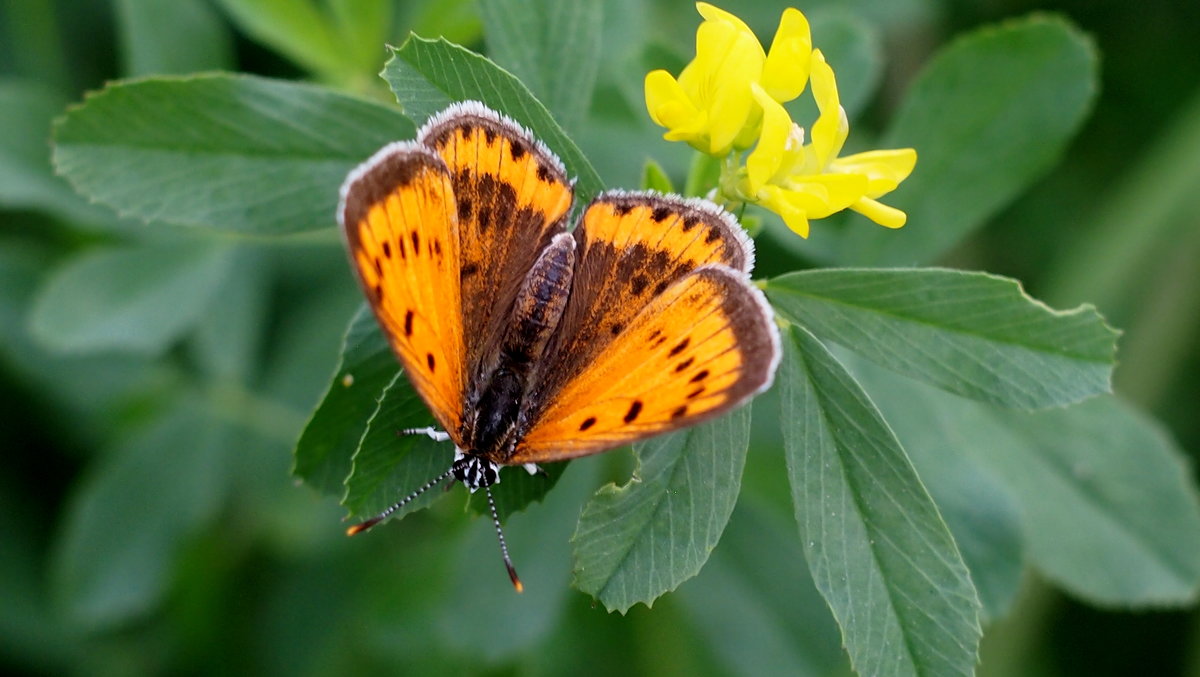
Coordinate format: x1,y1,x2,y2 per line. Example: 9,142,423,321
338,143,466,435
511,192,778,463
416,103,575,383
513,264,779,463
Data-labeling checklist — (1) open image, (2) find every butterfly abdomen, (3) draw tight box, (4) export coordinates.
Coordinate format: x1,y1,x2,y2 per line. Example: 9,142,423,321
467,233,576,460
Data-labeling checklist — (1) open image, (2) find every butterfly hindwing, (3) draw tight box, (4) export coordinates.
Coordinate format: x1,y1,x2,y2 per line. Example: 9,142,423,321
417,103,575,382
514,264,778,462
529,191,754,406
339,143,466,435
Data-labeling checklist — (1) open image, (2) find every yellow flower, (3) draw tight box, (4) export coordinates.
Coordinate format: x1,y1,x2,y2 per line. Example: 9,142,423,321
740,50,916,237
644,3,811,156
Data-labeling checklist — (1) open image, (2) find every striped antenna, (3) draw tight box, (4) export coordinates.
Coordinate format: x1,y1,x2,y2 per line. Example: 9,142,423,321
486,487,523,592
345,467,455,536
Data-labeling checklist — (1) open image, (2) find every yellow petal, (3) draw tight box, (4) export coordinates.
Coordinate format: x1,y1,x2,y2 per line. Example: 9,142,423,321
696,2,754,35
782,172,868,216
645,69,698,129
852,197,908,228
745,83,791,192
758,185,811,238
761,8,812,102
831,148,917,195
808,50,847,168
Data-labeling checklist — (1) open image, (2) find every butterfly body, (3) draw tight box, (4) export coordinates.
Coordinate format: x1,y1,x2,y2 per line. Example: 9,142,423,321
338,103,781,571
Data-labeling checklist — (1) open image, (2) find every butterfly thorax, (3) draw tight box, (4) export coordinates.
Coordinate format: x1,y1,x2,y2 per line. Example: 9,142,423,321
461,232,576,463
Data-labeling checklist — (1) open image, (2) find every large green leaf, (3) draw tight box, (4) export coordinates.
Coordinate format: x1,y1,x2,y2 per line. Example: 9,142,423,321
572,406,750,613
53,73,414,235
854,359,1200,609
382,36,606,204
766,267,1118,409
29,241,233,355
840,15,1097,265
781,326,981,677
52,403,232,628
293,305,397,497
477,0,602,132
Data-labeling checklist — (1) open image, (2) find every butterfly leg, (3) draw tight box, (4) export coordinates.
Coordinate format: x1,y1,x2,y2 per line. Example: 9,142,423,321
401,426,451,442
522,463,544,476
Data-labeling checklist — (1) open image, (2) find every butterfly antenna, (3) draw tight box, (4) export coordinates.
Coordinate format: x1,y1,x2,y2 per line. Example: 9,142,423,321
486,486,523,593
346,467,455,536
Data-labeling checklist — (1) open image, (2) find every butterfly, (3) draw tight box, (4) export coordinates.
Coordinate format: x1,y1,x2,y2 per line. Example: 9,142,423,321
337,101,780,591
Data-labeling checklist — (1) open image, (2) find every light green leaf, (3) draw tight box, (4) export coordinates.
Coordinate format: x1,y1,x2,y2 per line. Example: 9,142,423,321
478,0,602,132
572,406,750,613
382,36,606,203
766,267,1118,409
53,73,414,235
52,403,231,628
781,326,981,677
841,15,1097,264
116,0,233,76
985,396,1200,605
294,305,397,497
29,241,233,355
640,158,675,194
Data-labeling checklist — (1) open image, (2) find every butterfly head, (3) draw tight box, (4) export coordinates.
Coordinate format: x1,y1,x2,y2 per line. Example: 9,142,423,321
452,448,500,492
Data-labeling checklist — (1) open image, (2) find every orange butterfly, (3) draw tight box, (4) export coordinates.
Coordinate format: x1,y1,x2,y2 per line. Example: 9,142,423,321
337,102,779,590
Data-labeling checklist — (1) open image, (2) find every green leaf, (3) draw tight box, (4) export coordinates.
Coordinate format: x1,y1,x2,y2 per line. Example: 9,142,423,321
572,406,750,613
640,158,675,194
841,15,1098,265
766,267,1118,409
382,36,606,203
294,305,397,497
844,355,1024,620
781,326,981,677
677,501,850,677
437,460,597,660
341,370,450,520
466,461,567,522
213,0,349,80
478,0,602,132
115,0,233,76
0,79,115,227
52,403,231,628
53,73,415,235
984,396,1200,605
29,241,233,355
188,247,269,382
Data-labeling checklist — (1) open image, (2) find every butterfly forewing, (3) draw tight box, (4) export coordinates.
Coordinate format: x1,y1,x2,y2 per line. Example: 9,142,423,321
417,103,575,382
339,144,466,436
513,265,779,463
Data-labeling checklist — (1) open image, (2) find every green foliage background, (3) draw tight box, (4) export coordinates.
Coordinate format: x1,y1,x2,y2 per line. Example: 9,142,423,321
3,0,1200,675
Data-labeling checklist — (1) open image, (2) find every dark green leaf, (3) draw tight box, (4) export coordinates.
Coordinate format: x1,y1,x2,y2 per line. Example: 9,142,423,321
382,36,606,203
572,406,750,613
841,16,1097,264
30,241,233,355
781,326,981,677
52,403,232,628
478,0,602,132
677,501,850,677
294,304,396,497
53,73,414,235
766,267,1118,409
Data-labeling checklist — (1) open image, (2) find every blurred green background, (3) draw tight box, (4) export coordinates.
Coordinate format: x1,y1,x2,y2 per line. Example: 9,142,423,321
2,0,1199,675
